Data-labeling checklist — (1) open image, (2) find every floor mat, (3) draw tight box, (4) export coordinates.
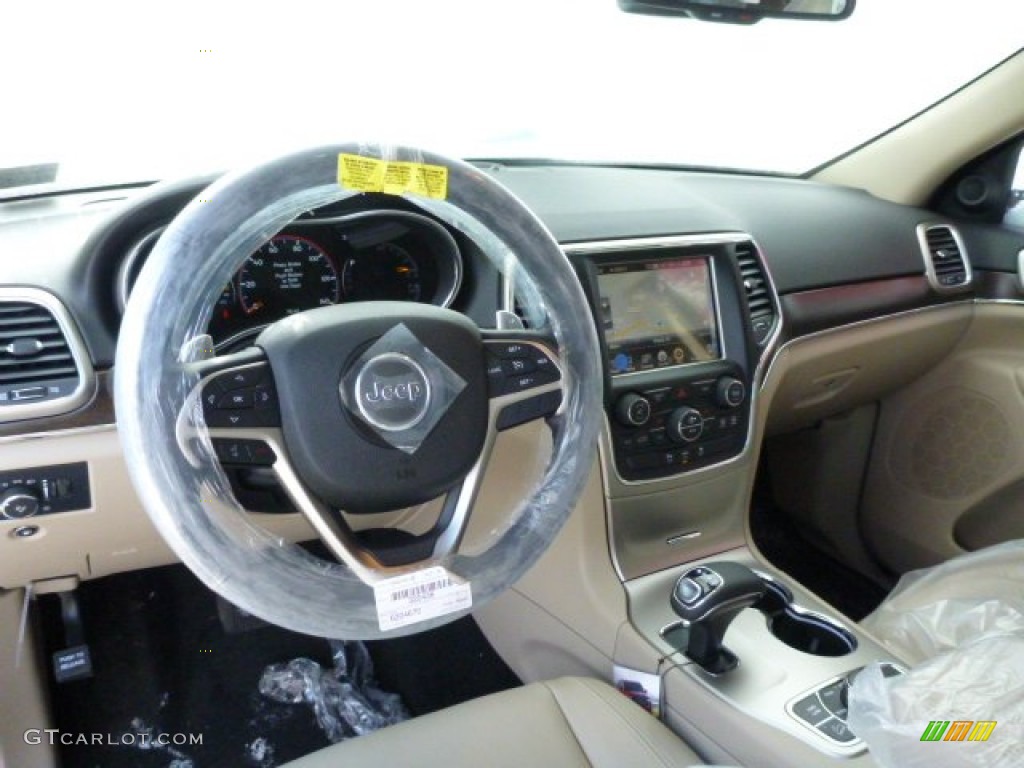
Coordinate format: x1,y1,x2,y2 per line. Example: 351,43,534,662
38,564,520,768
750,500,888,622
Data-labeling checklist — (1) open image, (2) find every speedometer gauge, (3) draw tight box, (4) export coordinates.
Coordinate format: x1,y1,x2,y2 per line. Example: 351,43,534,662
340,243,424,303
238,235,339,317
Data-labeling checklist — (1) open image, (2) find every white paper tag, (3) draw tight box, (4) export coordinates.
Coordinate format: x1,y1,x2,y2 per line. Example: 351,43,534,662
373,566,472,632
613,666,662,718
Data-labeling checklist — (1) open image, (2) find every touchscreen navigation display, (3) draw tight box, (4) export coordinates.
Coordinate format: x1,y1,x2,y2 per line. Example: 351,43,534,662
597,257,720,375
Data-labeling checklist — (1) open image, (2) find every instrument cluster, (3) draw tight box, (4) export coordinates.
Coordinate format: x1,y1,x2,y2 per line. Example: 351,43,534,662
121,210,463,351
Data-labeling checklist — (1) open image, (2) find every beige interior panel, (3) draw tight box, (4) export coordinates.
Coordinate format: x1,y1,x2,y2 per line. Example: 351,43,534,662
814,51,1024,206
664,667,881,768
0,427,320,588
473,589,616,684
475,462,628,681
607,458,750,581
0,589,57,768
766,405,891,586
460,420,551,556
0,408,556,590
761,304,972,436
862,303,1024,573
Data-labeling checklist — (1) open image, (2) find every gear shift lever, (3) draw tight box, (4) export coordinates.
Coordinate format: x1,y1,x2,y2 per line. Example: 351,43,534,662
670,562,767,674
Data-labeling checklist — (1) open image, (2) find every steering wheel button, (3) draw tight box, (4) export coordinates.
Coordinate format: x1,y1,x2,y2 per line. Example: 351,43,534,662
249,442,277,465
214,439,253,464
487,342,529,358
496,391,562,431
205,408,259,428
217,367,268,391
502,358,536,376
253,385,276,408
217,390,254,409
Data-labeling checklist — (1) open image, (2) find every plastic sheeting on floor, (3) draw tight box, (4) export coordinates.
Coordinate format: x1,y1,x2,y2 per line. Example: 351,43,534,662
258,640,408,744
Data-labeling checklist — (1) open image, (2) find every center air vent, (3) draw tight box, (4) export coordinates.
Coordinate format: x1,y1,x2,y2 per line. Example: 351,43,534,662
734,241,776,345
0,289,93,422
917,224,972,293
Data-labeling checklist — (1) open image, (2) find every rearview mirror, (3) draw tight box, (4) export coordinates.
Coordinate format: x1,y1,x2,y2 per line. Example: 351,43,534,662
619,0,855,25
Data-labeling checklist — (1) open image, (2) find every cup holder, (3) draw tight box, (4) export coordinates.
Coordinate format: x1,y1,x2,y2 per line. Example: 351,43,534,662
754,578,857,657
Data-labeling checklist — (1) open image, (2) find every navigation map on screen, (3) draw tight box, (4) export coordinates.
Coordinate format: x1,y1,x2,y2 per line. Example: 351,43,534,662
597,257,720,375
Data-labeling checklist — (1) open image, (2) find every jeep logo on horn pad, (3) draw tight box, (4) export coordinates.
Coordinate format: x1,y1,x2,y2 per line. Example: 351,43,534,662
353,353,433,432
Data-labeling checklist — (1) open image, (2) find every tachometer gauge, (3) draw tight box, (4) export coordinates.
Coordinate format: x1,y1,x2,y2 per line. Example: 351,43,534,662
340,243,423,303
238,235,339,317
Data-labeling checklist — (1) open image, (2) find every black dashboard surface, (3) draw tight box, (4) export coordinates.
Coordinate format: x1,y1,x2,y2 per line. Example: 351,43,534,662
2,161,1021,369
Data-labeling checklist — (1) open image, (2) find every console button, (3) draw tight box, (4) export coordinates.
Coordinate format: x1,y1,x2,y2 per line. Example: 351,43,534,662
668,407,704,444
644,388,670,406
817,717,856,744
716,377,747,409
792,694,829,726
675,578,702,605
624,453,660,472
681,425,702,442
615,393,652,428
819,681,848,719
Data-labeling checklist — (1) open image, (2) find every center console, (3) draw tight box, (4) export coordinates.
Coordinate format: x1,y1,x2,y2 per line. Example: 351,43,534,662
627,550,904,764
561,234,905,764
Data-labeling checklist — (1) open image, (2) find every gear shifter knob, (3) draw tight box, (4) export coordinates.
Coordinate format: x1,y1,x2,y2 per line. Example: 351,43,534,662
670,562,766,674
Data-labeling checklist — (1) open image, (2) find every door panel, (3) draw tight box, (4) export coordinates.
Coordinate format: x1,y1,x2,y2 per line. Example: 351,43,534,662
861,304,1024,573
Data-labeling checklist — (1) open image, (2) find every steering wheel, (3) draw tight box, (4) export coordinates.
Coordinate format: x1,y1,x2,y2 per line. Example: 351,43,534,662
114,144,602,639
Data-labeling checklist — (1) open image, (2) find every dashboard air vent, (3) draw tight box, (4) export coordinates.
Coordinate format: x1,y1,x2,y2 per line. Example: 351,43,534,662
734,241,776,345
918,224,972,293
0,290,92,422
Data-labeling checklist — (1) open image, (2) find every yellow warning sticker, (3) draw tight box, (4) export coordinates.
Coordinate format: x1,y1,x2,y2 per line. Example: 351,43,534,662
338,154,448,200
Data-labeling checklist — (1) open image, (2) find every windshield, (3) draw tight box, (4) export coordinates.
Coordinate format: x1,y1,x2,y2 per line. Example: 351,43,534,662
3,0,1023,196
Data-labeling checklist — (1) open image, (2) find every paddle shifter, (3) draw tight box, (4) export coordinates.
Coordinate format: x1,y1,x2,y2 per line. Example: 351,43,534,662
670,562,767,674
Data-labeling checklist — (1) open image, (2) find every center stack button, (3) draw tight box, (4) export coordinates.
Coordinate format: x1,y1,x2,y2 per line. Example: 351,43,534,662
615,393,652,427
668,406,704,443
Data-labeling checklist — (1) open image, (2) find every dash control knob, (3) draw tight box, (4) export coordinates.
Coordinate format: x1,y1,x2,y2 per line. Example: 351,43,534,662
716,377,747,409
615,393,652,428
0,487,41,520
668,406,704,443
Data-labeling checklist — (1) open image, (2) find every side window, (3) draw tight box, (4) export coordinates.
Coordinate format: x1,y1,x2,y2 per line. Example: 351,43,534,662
1006,145,1024,232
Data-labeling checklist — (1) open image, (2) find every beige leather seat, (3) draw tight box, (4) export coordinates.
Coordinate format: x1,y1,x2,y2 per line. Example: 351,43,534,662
284,676,708,767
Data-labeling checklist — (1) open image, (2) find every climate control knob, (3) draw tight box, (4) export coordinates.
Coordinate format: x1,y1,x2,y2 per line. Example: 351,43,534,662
716,377,747,409
668,406,704,443
615,393,652,428
0,487,41,520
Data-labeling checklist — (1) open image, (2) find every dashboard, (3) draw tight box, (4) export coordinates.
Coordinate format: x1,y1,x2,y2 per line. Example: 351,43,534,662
117,209,465,351
1,159,1023,590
